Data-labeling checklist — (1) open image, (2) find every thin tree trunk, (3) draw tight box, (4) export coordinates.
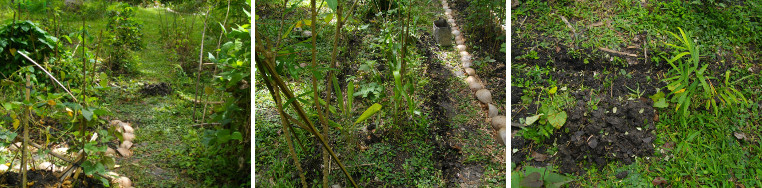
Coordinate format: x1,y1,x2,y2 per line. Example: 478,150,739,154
193,8,212,122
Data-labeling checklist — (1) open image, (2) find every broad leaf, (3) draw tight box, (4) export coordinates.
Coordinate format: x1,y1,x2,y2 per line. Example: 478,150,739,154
547,111,567,129
526,114,543,125
353,103,382,126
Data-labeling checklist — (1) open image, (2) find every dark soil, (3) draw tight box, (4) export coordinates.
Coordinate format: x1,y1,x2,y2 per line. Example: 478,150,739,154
417,31,462,186
139,82,172,96
0,170,105,188
511,28,665,176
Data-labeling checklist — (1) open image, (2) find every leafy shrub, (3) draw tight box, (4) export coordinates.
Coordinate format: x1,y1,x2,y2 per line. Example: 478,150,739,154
0,21,60,79
183,6,251,187
520,88,572,143
105,3,144,73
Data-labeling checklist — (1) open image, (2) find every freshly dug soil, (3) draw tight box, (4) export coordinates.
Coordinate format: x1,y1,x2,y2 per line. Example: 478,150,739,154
140,82,172,96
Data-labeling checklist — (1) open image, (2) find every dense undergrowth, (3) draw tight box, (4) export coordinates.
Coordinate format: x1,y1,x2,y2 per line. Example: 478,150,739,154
0,0,251,187
256,0,505,187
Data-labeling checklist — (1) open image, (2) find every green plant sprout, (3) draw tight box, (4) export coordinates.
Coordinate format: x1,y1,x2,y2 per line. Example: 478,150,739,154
662,27,748,125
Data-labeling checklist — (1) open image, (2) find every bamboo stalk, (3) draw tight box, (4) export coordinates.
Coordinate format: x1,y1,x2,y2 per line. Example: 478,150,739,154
22,74,30,188
273,80,308,188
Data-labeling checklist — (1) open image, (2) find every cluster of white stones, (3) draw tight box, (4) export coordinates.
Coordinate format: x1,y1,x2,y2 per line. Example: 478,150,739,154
441,0,506,145
0,120,136,187
109,120,136,158
108,120,136,188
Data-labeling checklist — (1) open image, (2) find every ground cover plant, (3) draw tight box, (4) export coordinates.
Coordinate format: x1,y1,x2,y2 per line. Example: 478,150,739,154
0,0,250,187
511,0,762,187
255,0,506,187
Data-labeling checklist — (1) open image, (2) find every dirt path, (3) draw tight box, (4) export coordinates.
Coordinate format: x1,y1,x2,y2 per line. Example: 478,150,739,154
102,7,203,187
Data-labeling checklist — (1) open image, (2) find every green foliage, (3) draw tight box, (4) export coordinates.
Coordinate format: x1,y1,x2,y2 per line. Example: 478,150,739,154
513,164,574,188
105,3,143,73
0,21,60,78
662,28,748,125
520,90,573,143
189,4,251,186
463,0,505,55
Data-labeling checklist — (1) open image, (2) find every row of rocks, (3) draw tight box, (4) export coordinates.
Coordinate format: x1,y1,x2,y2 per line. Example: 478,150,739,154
441,0,507,145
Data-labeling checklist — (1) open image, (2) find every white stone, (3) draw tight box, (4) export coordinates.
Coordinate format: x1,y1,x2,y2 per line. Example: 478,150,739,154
475,89,492,104
488,104,498,118
451,30,460,36
121,141,133,149
457,45,466,51
465,76,477,84
499,126,506,145
469,81,483,92
464,68,475,76
491,115,506,130
123,133,135,142
122,124,134,134
115,176,133,188
106,147,116,156
37,162,54,170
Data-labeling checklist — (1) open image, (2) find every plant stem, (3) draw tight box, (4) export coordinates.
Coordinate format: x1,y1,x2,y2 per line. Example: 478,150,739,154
22,74,30,188
192,7,211,122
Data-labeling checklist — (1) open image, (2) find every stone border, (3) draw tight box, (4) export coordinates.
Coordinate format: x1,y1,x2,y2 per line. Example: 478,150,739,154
441,0,506,145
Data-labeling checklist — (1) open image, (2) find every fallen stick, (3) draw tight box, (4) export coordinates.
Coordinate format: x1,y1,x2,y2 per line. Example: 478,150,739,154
599,47,637,57
559,15,576,34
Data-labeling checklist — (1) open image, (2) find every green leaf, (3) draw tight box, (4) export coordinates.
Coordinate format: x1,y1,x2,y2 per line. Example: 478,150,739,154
100,156,115,169
525,114,543,125
332,75,344,115
81,108,94,121
353,103,382,126
326,119,342,129
545,172,574,188
654,98,668,108
99,72,108,87
231,131,243,140
649,91,665,102
347,81,354,114
548,86,557,95
216,129,231,143
520,172,544,188
324,13,334,23
326,0,338,13
547,111,567,129
282,90,313,111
